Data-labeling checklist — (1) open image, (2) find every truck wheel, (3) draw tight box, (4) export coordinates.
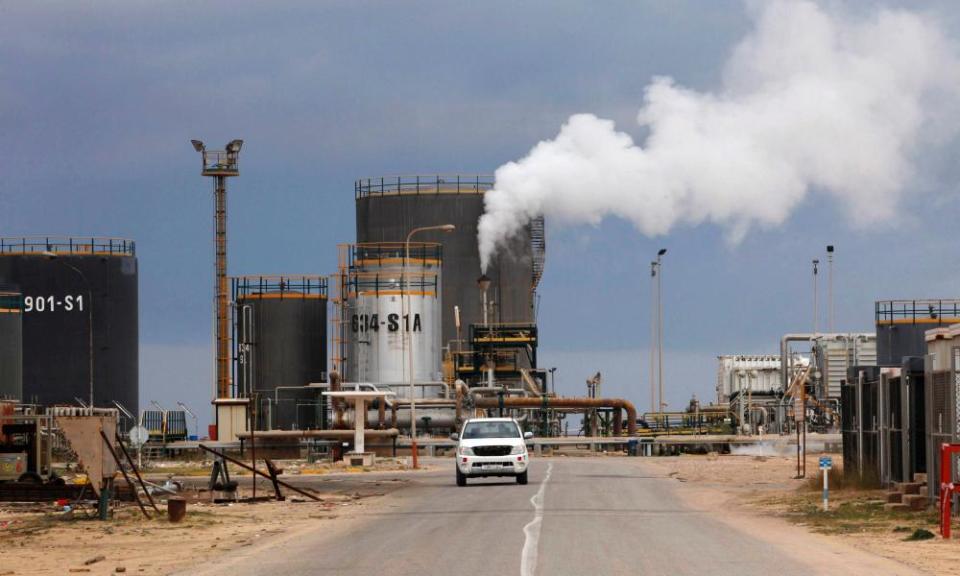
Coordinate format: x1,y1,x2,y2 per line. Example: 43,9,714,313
517,471,528,485
456,468,467,486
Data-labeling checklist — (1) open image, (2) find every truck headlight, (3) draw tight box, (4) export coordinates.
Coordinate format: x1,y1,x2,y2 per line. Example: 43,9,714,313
459,446,474,456
511,445,525,455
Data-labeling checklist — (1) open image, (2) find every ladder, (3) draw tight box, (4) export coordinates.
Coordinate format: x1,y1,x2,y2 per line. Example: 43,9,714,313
529,215,546,294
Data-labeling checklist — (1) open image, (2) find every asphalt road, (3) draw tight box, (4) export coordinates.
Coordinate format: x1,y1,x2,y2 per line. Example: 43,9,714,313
182,458,919,576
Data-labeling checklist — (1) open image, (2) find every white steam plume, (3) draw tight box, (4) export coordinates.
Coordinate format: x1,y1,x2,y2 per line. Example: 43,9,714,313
478,1,960,271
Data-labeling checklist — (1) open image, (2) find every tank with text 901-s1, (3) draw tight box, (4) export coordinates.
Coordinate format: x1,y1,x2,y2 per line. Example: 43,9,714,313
343,243,442,397
0,292,23,401
0,237,138,414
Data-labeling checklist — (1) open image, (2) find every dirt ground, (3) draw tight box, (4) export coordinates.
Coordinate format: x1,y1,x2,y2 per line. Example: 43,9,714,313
644,450,958,576
0,460,418,576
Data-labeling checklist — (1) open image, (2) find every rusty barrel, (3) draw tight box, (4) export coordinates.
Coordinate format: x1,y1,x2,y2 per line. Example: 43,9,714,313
167,497,186,523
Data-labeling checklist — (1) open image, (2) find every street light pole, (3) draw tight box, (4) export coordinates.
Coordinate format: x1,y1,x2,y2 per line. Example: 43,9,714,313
656,248,667,428
43,252,94,409
405,224,455,469
649,261,657,419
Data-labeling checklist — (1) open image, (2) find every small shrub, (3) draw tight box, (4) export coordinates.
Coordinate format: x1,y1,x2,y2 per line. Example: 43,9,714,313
904,528,935,541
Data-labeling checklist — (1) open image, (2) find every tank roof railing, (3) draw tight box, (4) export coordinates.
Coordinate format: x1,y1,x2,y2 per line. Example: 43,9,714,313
233,275,328,298
876,299,960,325
0,236,136,256
355,174,494,198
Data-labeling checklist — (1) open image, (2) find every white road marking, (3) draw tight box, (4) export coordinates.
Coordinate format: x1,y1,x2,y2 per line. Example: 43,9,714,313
520,462,553,576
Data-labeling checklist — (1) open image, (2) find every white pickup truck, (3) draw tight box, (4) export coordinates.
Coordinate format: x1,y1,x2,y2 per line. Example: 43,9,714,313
451,418,533,486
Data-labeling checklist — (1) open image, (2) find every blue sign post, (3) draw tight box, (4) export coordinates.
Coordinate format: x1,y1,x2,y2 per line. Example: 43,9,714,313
819,456,833,511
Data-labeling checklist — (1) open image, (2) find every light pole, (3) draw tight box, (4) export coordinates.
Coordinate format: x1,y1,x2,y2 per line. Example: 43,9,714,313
826,245,834,333
656,248,667,428
405,224,455,469
177,401,198,440
548,367,557,396
649,261,657,420
812,259,820,334
43,251,94,409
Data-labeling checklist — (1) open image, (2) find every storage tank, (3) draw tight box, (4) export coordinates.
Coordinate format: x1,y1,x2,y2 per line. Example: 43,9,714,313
0,292,23,401
234,275,327,430
342,243,442,396
875,300,960,366
0,237,138,411
353,176,543,362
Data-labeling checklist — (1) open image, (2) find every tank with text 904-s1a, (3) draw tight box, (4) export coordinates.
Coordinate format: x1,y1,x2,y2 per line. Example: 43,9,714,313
354,176,542,362
234,275,327,430
0,237,138,413
343,243,442,396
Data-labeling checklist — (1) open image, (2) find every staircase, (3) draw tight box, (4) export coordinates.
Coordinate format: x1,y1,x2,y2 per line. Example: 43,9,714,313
529,216,546,294
884,473,928,511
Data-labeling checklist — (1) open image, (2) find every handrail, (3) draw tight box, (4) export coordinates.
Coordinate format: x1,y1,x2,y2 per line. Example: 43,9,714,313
355,174,494,198
0,236,135,256
233,275,328,298
876,299,960,324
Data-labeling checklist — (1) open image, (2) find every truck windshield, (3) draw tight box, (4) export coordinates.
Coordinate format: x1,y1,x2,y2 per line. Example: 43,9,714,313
462,421,521,439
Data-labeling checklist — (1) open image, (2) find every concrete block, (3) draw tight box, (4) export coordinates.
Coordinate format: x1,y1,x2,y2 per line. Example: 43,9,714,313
885,492,903,504
903,494,928,511
895,482,922,495
913,473,928,485
347,452,375,467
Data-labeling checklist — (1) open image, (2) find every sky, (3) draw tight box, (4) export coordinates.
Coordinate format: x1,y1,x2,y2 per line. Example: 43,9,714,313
2,1,960,430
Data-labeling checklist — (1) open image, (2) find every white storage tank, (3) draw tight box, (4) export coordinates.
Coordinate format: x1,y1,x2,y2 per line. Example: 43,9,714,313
343,243,442,397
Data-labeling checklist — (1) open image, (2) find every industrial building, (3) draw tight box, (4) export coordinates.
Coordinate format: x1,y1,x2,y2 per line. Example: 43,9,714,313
192,171,643,450
841,299,960,491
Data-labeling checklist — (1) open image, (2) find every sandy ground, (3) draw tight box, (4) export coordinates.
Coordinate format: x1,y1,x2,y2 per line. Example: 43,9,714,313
643,451,958,576
0,463,416,576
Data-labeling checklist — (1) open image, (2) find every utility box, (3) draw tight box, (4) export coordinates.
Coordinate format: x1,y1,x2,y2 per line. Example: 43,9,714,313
213,398,249,443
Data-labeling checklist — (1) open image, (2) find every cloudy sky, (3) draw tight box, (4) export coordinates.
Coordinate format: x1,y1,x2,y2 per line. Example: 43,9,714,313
2,1,959,428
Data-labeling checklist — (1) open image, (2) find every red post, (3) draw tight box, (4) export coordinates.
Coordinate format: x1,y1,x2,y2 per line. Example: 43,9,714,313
940,443,960,539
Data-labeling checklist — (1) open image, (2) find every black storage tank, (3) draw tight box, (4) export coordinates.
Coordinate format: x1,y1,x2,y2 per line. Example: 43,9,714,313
0,237,138,412
234,275,327,430
0,292,23,401
354,175,543,359
875,300,960,366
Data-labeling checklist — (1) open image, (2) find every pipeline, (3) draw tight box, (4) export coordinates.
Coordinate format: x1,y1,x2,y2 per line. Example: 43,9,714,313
329,370,344,428
473,396,638,436
236,428,399,440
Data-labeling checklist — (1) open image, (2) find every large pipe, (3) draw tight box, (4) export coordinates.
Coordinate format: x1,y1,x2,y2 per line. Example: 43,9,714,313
329,370,344,428
237,428,399,440
474,397,638,436
780,332,874,392
780,334,816,392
